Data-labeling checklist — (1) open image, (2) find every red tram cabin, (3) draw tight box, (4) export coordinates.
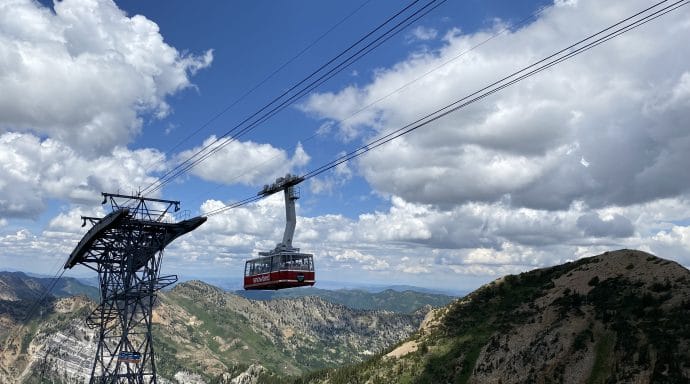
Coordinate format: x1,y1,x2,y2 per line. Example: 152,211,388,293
244,174,315,290
244,251,314,290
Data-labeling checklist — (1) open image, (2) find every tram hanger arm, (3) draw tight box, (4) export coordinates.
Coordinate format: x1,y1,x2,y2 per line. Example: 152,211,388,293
257,174,304,197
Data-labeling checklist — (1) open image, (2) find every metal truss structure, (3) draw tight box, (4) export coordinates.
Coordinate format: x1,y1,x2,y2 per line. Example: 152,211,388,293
65,193,206,383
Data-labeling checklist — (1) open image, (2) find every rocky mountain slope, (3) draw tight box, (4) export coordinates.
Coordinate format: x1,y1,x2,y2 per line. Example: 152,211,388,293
236,287,455,313
0,279,432,383
154,281,424,379
0,271,99,302
301,249,690,384
0,293,93,383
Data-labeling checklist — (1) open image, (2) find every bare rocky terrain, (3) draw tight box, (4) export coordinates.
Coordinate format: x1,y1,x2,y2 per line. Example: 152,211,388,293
7,249,685,384
303,249,690,384
152,280,425,379
0,275,431,383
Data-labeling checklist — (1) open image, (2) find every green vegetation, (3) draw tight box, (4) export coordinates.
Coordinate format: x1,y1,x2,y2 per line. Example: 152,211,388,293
291,251,690,384
155,293,299,379
237,287,455,313
9,251,690,383
585,275,690,382
587,332,615,384
19,325,35,354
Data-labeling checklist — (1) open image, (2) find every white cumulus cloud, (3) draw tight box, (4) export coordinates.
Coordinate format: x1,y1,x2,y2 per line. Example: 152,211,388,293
301,0,690,211
407,25,438,42
0,0,212,155
0,132,165,218
179,137,310,186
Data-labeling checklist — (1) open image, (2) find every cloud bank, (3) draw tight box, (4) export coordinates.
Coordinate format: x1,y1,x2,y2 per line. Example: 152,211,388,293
0,132,164,218
301,0,690,211
178,138,310,186
0,0,213,155
3,0,690,291
0,0,212,217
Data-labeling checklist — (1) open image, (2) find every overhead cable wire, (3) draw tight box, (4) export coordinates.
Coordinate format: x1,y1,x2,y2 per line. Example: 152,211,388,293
203,0,688,217
202,194,264,217
141,0,447,196
5,268,68,350
159,0,374,159
302,0,689,181
144,0,444,195
184,4,550,209
182,4,546,209
333,5,549,130
148,0,447,200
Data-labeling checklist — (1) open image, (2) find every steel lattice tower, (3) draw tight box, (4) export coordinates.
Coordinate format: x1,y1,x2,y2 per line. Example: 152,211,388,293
65,193,206,383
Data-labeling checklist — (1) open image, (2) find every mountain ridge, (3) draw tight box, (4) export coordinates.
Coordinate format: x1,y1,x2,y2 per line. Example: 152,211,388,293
154,280,426,377
235,286,455,313
0,277,438,383
0,271,99,302
5,249,687,383
298,249,690,384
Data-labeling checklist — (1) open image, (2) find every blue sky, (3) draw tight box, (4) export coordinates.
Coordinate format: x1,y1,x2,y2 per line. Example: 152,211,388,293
1,0,689,293
117,0,551,216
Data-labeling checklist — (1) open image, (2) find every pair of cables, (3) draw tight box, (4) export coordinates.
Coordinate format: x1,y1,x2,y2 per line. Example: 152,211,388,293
17,0,687,337
140,0,447,197
9,1,686,373
5,0,447,349
203,0,689,217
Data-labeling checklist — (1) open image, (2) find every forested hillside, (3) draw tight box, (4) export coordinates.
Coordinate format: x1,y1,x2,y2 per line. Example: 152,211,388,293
298,250,690,384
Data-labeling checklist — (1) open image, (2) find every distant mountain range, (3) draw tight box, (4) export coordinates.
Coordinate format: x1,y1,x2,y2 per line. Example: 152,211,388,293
236,286,455,313
0,271,99,302
299,249,690,384
179,276,467,297
21,271,465,297
5,249,686,384
0,272,450,383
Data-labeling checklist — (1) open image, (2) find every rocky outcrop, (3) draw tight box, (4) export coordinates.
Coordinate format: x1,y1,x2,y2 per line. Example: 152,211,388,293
156,280,424,375
229,364,265,384
0,296,94,384
1,278,429,383
307,250,690,384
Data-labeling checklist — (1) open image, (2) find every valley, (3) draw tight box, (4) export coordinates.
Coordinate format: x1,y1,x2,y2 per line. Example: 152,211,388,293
3,249,689,383
0,273,448,383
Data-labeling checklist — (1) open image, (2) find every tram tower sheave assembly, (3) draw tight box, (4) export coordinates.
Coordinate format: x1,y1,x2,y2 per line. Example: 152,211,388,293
64,193,206,384
244,174,315,290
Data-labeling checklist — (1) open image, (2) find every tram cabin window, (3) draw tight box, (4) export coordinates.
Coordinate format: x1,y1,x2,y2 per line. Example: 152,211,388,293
245,253,314,277
279,254,313,271
246,257,272,275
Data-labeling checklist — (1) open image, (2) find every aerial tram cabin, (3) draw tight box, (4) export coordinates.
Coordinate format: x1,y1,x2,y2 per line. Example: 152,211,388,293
244,174,315,290
244,250,314,290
